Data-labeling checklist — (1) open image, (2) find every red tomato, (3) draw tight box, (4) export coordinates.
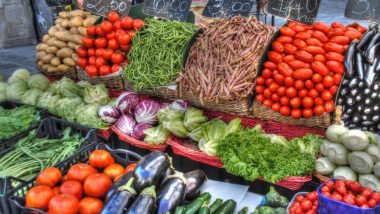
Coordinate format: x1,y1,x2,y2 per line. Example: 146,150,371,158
280,106,291,116
291,109,302,119
284,43,298,55
48,194,79,214
290,97,301,108
325,52,345,63
111,64,121,73
293,68,313,80
331,192,343,201
313,22,331,34
262,68,272,78
312,30,329,43
308,89,319,99
288,60,310,70
298,89,308,98
274,74,285,84
293,39,307,50
305,80,314,89
295,50,314,63
108,39,119,50
256,76,265,85
79,197,104,214
99,65,112,76
106,31,116,40
277,86,286,96
284,77,294,87
108,11,120,23
332,21,345,28
102,49,114,60
133,19,144,29
264,61,277,70
88,48,95,57
368,199,377,208
53,186,60,195
269,82,280,92
255,85,265,94
326,61,345,74
272,41,285,52
26,185,54,210
301,199,313,211
271,103,281,112
89,150,115,169
307,192,318,202
302,97,314,108
268,51,282,63
295,32,312,40
314,54,326,62
322,192,331,198
103,163,124,181
111,53,124,64
96,26,105,36
355,195,367,206
323,76,335,87
344,29,362,40
86,26,96,35
118,33,131,45
124,163,137,174
113,21,122,30
330,85,339,94
280,96,290,106
294,80,304,90
349,181,362,194
271,93,280,102
322,90,333,101
263,99,273,107
120,44,131,52
324,100,335,112
95,48,105,57
312,73,323,83
60,181,83,200
77,58,87,69
120,17,133,30
36,167,62,188
95,57,106,68
101,21,113,33
302,109,314,118
313,105,325,115
361,188,373,200
333,74,343,85
66,163,97,183
306,38,323,47
314,98,324,106
315,83,325,92
372,192,380,202
256,94,265,103
277,36,293,44
85,65,98,77
88,56,96,65
280,27,296,37
286,87,297,98
95,37,107,49
82,37,94,48
263,88,272,98
76,46,87,58
84,173,112,198
311,61,329,76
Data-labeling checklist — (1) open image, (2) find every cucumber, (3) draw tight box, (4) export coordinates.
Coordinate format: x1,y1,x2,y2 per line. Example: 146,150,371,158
198,202,210,214
175,206,186,214
185,193,211,214
214,199,236,214
209,198,223,214
238,207,248,214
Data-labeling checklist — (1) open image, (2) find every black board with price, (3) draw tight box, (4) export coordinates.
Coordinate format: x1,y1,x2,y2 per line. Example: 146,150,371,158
83,0,132,17
143,0,192,21
345,0,380,23
266,0,321,25
202,0,256,18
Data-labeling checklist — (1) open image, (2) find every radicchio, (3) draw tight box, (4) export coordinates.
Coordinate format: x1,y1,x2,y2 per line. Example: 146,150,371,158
115,114,136,135
134,99,161,124
116,91,139,115
131,123,153,140
98,105,120,124
169,99,190,112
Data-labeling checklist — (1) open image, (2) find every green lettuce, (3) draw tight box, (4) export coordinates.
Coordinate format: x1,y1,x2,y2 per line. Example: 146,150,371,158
144,125,169,145
84,84,109,105
6,81,28,101
21,88,43,105
28,74,50,91
183,108,208,131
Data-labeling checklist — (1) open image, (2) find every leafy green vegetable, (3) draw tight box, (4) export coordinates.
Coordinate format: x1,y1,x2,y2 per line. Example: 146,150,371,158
21,88,43,105
49,77,81,97
289,134,323,157
265,134,288,147
76,80,91,89
144,125,169,145
6,81,28,101
75,104,108,128
55,97,83,122
84,83,109,105
157,107,184,123
163,120,188,138
37,92,61,114
0,82,7,102
217,128,316,182
0,106,39,140
8,68,31,84
27,74,50,91
183,108,208,131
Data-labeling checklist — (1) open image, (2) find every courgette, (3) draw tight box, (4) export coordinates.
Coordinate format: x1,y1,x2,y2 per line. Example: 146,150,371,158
237,206,248,214
214,199,236,214
175,206,186,214
265,187,289,208
274,207,286,214
185,192,211,214
198,202,210,214
258,206,275,214
209,198,223,214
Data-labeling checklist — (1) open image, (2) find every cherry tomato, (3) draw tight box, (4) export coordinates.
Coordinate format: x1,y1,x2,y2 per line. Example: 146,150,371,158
308,89,319,99
286,87,297,98
291,109,302,119
298,89,308,98
305,80,314,89
302,97,314,108
263,88,272,98
48,194,79,214
271,103,281,112
107,11,120,23
312,73,323,83
37,167,62,188
355,195,367,206
284,77,295,87
324,100,335,112
361,188,373,200
372,192,380,203
269,82,280,92
255,85,265,94
322,90,333,101
314,98,324,106
67,163,98,183
262,69,272,78
85,65,98,77
256,76,265,85
82,37,94,48
95,57,107,68
266,78,274,87
277,86,286,96
89,150,115,169
95,48,105,57
108,39,119,50
296,195,305,203
87,48,95,57
290,97,301,109
330,85,339,94
313,105,325,115
111,53,124,64
79,197,104,214
280,96,290,106
302,109,314,118
301,199,313,211
263,99,273,107
315,83,325,92
76,46,87,58
294,80,304,90
96,26,105,36
84,173,112,198
333,73,343,85
323,75,335,87
368,199,377,208
280,106,291,116
26,185,54,210
99,65,112,76
271,93,280,102
307,191,318,202
60,181,83,200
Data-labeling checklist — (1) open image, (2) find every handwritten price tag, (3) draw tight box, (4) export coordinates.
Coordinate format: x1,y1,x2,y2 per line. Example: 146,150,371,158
143,0,191,21
83,0,132,17
202,0,256,18
345,0,380,23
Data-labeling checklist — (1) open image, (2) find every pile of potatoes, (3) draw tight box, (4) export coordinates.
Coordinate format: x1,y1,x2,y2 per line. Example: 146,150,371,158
36,10,98,74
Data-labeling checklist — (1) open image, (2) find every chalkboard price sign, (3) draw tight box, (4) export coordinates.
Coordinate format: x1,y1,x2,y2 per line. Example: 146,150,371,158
345,0,380,23
266,0,321,25
202,0,256,18
83,0,132,17
143,0,192,21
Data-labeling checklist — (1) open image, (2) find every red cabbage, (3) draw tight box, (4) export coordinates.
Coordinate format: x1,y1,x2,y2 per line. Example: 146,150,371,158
131,123,153,140
117,91,139,115
98,105,120,124
134,99,161,124
115,114,136,135
170,99,190,112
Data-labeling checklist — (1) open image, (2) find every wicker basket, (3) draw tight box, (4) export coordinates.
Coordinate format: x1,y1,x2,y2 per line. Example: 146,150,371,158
265,120,325,139
313,172,331,183
37,65,77,81
111,125,167,152
78,67,124,90
124,80,178,101
253,101,331,128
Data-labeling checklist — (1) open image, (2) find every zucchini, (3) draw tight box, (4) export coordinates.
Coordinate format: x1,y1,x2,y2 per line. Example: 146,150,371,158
175,207,186,214
258,206,275,214
214,199,236,214
238,207,248,214
265,187,289,208
274,207,286,214
198,202,210,214
185,193,211,214
209,198,223,214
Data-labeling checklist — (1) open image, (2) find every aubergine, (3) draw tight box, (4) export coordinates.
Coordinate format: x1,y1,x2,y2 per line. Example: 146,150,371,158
348,78,359,88
160,165,175,185
376,58,380,71
357,31,375,50
133,152,170,192
157,173,187,214
101,178,137,214
365,43,380,64
365,57,379,86
184,170,207,200
369,23,379,31
105,171,133,201
356,53,365,80
345,40,358,78
126,186,156,214
366,32,380,52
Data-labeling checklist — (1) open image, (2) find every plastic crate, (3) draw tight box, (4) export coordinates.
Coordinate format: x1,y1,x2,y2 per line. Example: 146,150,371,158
9,143,141,214
0,101,48,149
0,117,97,214
286,192,308,213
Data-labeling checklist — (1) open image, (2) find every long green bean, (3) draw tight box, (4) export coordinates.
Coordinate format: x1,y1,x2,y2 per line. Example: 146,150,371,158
124,18,198,91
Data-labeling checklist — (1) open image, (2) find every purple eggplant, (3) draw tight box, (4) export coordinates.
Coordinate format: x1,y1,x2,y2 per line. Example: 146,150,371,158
157,173,187,214
357,30,375,50
365,43,380,64
126,186,156,214
132,152,170,192
101,178,136,214
105,171,133,201
356,52,365,80
184,170,207,200
160,165,175,185
365,57,379,86
344,40,358,78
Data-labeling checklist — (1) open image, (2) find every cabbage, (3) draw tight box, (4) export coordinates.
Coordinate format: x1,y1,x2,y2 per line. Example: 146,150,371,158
143,125,169,145
98,105,120,124
55,97,83,122
77,80,91,89
134,100,161,124
37,92,61,113
198,120,227,156
162,120,188,138
76,104,107,128
6,81,28,101
84,84,109,105
21,89,43,105
183,108,208,131
0,82,7,102
157,107,184,123
8,68,31,83
28,74,50,91
49,77,81,97
115,114,136,135
132,123,153,140
116,91,139,115
170,99,190,112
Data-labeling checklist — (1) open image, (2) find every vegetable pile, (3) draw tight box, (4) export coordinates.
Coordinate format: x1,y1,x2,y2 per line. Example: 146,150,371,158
181,16,274,101
0,128,85,182
256,21,366,118
217,126,323,182
253,187,288,214
337,24,380,132
0,105,40,141
124,18,198,91
316,125,380,191
288,191,318,214
319,179,380,209
36,10,98,74
77,11,144,77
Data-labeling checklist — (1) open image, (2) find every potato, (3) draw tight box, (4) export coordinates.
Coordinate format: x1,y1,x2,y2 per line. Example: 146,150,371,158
59,11,69,19
72,53,79,62
37,51,47,60
37,61,44,68
83,16,98,27
55,25,66,31
61,19,70,28
70,16,83,27
70,35,83,45
47,38,67,48
36,43,48,51
42,35,50,43
42,53,54,64
42,64,50,70
77,27,87,36
70,27,78,35
55,18,63,25
50,57,61,66
57,48,74,58
46,46,58,54
67,42,77,50
68,10,87,18
48,27,58,36
47,65,60,73
63,58,76,67
54,30,71,42
57,64,70,73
